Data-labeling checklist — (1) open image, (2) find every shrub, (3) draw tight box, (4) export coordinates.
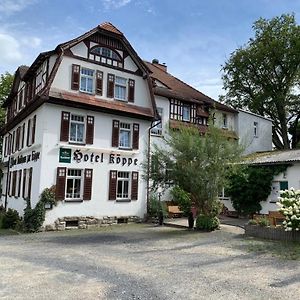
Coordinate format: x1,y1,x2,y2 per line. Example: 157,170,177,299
2,208,20,229
257,216,270,227
23,186,56,232
277,188,300,231
248,219,258,225
149,194,168,219
195,214,220,231
171,186,191,215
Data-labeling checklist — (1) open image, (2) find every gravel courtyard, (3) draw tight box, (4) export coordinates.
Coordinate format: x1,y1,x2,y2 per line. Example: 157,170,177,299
0,224,299,300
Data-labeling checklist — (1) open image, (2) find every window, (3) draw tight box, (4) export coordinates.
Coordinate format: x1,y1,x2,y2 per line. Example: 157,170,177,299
66,169,82,200
219,188,230,201
222,113,228,128
90,46,123,68
80,68,94,93
254,122,258,137
182,104,191,122
119,122,131,149
115,76,127,100
117,171,130,199
70,115,85,143
151,107,163,135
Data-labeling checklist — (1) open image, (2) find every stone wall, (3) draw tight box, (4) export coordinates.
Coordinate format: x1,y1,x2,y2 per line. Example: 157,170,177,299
44,216,142,231
245,224,300,242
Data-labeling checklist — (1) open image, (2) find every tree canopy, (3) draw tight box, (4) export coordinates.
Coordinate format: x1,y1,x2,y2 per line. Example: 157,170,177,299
221,14,300,149
148,125,242,218
0,72,14,128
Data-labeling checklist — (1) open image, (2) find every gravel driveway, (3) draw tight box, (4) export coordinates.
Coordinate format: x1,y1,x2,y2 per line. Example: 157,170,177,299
0,224,299,300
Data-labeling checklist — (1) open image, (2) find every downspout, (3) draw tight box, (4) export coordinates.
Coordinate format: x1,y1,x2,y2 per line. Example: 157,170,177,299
146,120,162,216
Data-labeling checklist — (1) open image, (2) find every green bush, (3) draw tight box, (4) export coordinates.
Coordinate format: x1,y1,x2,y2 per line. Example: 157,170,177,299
23,186,56,232
2,208,20,229
257,216,270,227
248,219,258,225
171,186,191,215
195,215,220,231
149,194,168,219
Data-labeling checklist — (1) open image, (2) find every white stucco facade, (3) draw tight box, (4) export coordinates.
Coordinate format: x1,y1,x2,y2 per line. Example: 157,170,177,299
237,110,273,155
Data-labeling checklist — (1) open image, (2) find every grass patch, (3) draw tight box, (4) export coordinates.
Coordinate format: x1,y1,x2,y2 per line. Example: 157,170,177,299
246,237,300,260
0,229,19,236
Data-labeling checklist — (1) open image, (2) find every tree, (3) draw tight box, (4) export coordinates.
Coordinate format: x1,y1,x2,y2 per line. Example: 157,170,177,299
221,14,300,149
148,125,242,228
0,72,14,155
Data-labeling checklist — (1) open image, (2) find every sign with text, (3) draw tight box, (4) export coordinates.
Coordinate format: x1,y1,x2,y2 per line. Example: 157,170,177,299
59,148,71,163
73,149,138,166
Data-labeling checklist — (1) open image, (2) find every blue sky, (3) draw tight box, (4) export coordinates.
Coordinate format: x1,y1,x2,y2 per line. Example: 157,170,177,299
1,0,300,100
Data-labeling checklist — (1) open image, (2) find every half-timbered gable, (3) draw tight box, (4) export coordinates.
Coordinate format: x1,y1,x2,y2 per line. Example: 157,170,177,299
1,22,156,230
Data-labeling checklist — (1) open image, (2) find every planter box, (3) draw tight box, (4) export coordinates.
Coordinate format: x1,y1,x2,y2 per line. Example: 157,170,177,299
245,224,300,242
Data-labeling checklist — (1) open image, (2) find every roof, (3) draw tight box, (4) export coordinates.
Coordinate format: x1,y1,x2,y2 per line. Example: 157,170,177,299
238,109,273,122
145,61,237,113
99,22,123,35
244,149,300,165
49,89,154,119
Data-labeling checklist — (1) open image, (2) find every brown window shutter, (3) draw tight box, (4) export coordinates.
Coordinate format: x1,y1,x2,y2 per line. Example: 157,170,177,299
32,115,36,145
132,123,139,150
71,64,80,90
55,167,66,200
12,171,17,197
21,123,25,149
28,81,33,102
15,128,19,151
12,131,15,153
60,111,70,142
28,167,32,200
96,71,103,95
83,169,93,200
24,84,28,104
128,79,135,102
108,170,117,200
112,120,119,147
18,169,22,197
8,172,12,197
131,172,139,200
86,116,94,144
26,119,31,147
22,169,27,198
4,136,8,157
107,74,115,98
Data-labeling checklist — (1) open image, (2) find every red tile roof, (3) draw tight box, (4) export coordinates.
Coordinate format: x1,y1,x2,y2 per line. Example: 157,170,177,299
98,22,123,35
49,89,154,119
145,61,236,113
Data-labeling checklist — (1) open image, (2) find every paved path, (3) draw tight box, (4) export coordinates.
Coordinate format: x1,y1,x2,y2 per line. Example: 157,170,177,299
164,216,249,229
0,224,299,300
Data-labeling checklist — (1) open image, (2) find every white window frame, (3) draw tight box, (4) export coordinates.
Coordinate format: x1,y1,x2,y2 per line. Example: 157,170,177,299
114,76,127,101
116,171,130,200
182,104,191,122
65,169,83,201
119,122,132,149
151,107,163,136
69,114,85,144
80,67,94,94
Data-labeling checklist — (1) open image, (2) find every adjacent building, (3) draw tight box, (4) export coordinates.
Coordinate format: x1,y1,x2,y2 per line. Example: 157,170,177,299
0,22,273,229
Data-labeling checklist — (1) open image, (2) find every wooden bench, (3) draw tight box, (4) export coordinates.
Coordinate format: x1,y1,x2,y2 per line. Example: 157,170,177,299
268,211,285,226
168,206,183,218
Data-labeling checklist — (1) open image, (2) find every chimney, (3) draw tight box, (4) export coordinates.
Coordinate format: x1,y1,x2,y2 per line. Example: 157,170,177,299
152,58,167,72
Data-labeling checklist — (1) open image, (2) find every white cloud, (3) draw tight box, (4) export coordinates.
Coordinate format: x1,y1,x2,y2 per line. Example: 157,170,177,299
0,33,23,63
21,36,41,48
0,0,37,14
102,0,132,10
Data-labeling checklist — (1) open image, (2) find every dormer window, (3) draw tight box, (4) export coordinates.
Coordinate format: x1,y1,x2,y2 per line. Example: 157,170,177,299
90,46,123,68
